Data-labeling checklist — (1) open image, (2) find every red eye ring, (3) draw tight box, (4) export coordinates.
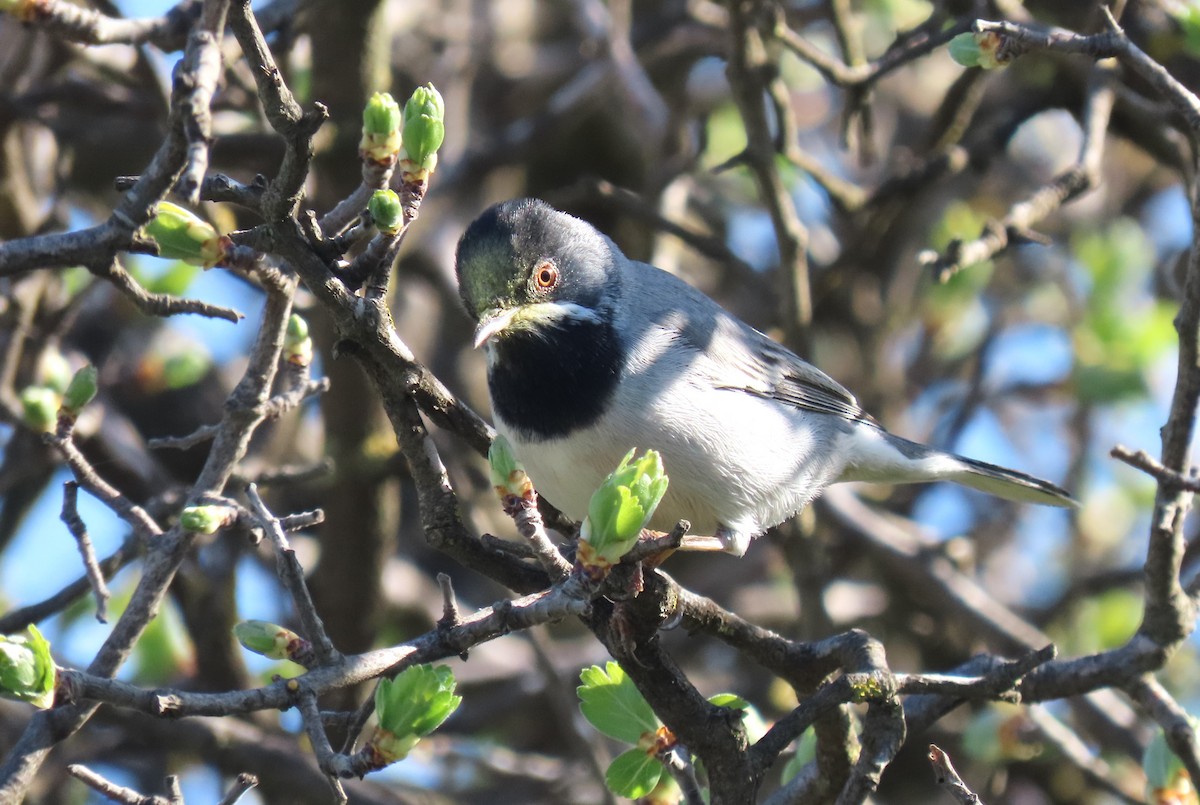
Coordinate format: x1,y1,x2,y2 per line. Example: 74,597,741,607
534,261,559,291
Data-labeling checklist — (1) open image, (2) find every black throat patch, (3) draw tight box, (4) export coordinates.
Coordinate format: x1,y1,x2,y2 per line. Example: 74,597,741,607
488,314,622,440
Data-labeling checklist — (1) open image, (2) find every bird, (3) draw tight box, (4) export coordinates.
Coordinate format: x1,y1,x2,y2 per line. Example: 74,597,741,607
454,198,1074,557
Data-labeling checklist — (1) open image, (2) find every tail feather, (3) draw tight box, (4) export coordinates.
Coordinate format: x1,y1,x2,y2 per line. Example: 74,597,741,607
951,455,1076,508
849,431,1077,508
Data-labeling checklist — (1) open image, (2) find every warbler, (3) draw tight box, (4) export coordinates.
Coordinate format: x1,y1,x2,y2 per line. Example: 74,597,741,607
455,199,1073,556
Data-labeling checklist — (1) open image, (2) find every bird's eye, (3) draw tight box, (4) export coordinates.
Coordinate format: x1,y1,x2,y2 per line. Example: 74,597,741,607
534,261,559,291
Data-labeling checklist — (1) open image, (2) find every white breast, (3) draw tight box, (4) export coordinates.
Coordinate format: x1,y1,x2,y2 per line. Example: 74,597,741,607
494,323,850,540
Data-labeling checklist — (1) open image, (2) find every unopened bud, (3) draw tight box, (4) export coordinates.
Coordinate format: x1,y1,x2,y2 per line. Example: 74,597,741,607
234,620,310,664
143,202,226,267
369,190,404,236
488,436,533,501
284,314,313,367
360,92,403,163
20,387,59,433
60,365,98,418
399,84,445,178
180,504,236,535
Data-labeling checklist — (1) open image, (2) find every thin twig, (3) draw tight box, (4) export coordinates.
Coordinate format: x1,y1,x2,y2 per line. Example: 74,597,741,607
59,481,112,623
296,690,349,803
245,483,340,666
66,763,171,805
927,745,983,804
1111,444,1200,492
215,772,259,805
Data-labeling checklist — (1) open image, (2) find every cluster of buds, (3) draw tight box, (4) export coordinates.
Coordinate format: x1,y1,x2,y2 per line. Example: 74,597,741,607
179,504,237,535
284,314,313,368
142,202,229,268
358,84,445,182
233,620,316,668
575,449,669,579
948,31,1009,70
361,665,461,771
0,626,57,710
20,362,98,433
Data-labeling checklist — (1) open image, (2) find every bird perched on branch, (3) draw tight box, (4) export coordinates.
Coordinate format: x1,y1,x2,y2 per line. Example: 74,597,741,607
455,199,1074,556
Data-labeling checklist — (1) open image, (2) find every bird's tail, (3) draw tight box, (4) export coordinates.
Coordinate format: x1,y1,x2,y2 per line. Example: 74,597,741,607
849,432,1076,508
950,454,1076,508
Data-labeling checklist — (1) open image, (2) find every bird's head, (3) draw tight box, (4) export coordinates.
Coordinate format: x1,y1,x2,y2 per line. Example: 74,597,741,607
455,199,617,348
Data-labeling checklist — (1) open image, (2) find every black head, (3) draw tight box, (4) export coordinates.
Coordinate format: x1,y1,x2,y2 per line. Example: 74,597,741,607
454,199,618,341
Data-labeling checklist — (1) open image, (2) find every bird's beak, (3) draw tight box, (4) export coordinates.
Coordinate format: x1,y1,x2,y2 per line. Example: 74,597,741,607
473,307,520,348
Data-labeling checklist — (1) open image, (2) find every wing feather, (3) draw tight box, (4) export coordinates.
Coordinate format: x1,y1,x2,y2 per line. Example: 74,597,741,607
616,259,875,425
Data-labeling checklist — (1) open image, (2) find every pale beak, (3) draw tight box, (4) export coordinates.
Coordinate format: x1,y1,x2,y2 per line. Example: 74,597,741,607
473,307,520,348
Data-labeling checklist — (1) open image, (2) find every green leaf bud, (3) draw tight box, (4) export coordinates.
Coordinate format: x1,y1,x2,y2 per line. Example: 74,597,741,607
20,386,59,433
143,202,225,267
488,435,533,501
369,665,461,765
948,32,982,67
360,91,403,163
0,626,57,709
60,365,98,417
286,313,310,343
399,83,445,174
949,31,1008,70
180,504,235,535
369,189,404,236
234,620,305,662
578,449,669,567
284,314,313,367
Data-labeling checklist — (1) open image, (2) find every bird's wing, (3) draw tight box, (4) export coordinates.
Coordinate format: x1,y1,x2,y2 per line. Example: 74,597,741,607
725,336,876,425
619,259,876,425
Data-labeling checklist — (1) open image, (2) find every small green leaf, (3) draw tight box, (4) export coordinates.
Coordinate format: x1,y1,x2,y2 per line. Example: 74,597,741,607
0,625,57,709
606,748,664,799
710,692,768,742
577,662,660,744
371,665,462,764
